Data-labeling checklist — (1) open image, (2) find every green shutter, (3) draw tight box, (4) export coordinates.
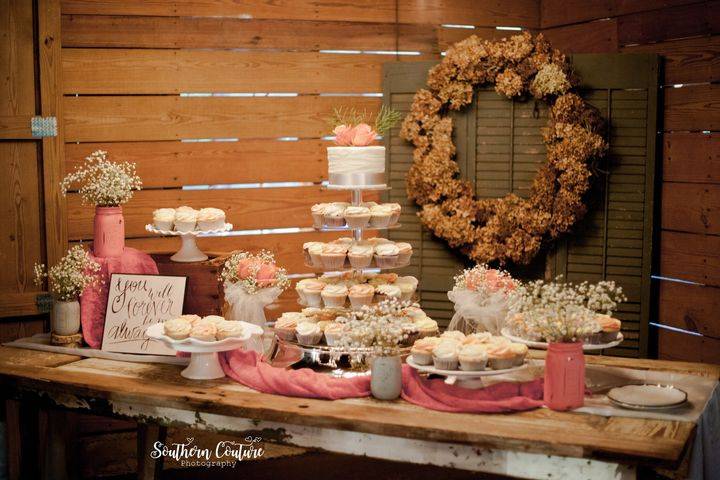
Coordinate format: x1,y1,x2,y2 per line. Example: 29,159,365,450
382,54,659,351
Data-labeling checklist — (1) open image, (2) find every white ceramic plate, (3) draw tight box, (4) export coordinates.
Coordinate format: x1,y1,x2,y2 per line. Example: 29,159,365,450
406,355,528,378
607,384,688,410
146,321,263,353
500,328,624,351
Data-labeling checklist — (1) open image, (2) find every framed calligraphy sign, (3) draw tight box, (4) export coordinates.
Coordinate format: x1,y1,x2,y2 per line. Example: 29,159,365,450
101,273,187,355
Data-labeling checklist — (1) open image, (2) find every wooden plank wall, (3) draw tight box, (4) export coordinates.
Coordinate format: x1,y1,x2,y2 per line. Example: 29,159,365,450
538,0,720,363
58,0,540,317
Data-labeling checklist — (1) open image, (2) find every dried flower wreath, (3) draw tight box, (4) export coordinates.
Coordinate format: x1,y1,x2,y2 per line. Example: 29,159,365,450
401,32,607,265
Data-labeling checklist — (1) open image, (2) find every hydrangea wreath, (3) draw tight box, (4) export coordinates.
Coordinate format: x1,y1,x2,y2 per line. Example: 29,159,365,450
401,32,607,265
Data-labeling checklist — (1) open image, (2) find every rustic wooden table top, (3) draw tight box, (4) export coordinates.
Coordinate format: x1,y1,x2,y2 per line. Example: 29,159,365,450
0,346,717,469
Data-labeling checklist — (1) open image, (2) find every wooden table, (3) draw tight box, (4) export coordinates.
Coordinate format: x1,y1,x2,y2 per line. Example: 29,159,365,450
1,346,717,480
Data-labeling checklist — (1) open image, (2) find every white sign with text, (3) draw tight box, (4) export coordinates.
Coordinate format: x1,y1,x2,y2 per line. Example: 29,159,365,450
102,274,187,355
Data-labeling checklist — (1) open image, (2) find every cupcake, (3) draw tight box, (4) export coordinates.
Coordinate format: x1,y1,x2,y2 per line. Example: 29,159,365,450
369,204,393,227
597,314,622,343
199,315,226,328
362,201,378,209
174,206,198,232
294,278,312,304
375,284,401,302
331,236,354,246
295,322,322,345
410,337,441,365
374,243,400,268
348,284,375,309
300,279,326,307
308,243,325,267
303,241,324,265
163,317,192,340
368,272,397,286
274,314,299,341
321,284,348,308
463,332,493,345
153,208,176,231
323,322,346,346
395,242,413,265
441,330,466,343
401,322,420,346
432,341,459,370
386,203,402,225
510,343,528,366
179,314,202,325
343,206,371,228
197,207,225,231
487,344,515,370
190,322,217,341
403,306,427,322
367,237,392,246
415,317,439,338
459,344,489,371
320,243,348,270
323,203,346,227
311,203,328,228
348,243,374,269
216,321,245,340
395,276,418,301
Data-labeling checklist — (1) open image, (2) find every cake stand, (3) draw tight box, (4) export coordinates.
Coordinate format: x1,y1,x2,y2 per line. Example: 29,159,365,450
145,223,232,262
500,328,624,351
406,354,530,388
146,321,263,379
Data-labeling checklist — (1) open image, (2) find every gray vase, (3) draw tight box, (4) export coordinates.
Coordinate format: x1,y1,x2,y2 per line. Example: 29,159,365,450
52,300,81,336
370,355,402,400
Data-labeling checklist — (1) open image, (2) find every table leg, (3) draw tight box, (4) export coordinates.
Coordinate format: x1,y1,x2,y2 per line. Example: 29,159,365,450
137,423,167,480
39,409,77,480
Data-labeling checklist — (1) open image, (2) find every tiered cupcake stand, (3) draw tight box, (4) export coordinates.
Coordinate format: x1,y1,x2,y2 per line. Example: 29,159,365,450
275,185,412,372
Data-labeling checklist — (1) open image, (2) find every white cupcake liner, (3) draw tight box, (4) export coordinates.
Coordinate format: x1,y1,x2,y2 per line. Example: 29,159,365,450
345,215,371,228
459,358,488,371
311,213,325,228
303,292,323,307
512,354,526,366
174,221,197,232
198,219,225,231
489,357,514,370
324,331,344,346
321,254,347,270
397,251,412,265
432,356,459,371
349,294,374,309
324,216,346,227
374,254,398,268
389,211,400,225
348,254,373,269
309,253,324,267
321,293,347,308
296,331,323,346
369,214,391,228
411,351,433,365
154,220,174,231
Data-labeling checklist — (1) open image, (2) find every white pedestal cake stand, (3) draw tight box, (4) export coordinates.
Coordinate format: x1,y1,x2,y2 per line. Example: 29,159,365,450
406,355,529,388
145,223,232,262
146,321,263,379
500,328,624,351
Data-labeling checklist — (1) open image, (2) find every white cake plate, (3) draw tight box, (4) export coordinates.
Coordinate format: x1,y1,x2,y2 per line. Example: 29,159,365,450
500,328,624,351
313,223,402,232
406,355,529,388
323,184,390,191
145,223,233,263
146,321,263,380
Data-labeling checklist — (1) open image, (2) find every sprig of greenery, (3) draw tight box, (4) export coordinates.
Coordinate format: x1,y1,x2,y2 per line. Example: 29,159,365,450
326,105,402,135
373,104,403,135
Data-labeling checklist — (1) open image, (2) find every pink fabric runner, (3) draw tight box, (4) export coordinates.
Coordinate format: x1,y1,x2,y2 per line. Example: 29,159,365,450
80,247,158,349
220,350,544,412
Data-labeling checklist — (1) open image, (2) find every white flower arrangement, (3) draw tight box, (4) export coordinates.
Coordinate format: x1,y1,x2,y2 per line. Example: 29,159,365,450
60,150,142,206
336,298,418,357
34,245,102,301
219,250,290,294
508,278,626,343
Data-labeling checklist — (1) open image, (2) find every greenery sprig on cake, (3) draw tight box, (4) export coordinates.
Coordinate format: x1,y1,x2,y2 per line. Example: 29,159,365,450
327,105,402,146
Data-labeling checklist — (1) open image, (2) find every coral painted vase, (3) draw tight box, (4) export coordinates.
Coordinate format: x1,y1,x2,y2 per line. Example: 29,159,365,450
93,206,125,258
544,341,585,411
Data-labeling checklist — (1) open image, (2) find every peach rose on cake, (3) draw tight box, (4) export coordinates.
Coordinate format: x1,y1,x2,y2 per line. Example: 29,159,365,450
350,123,377,146
333,125,354,146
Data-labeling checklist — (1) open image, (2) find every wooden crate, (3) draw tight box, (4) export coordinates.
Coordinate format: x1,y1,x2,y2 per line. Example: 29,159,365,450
152,254,223,317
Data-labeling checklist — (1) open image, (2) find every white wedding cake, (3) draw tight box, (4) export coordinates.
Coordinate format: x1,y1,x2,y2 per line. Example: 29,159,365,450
327,146,386,187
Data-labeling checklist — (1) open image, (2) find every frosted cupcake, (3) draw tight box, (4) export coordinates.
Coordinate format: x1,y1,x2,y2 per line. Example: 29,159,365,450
295,322,322,345
510,343,528,366
179,314,202,325
174,206,198,232
395,242,413,265
348,284,375,309
320,243,348,270
321,284,348,308
274,314,299,341
348,243,374,269
163,317,192,340
463,332,492,345
311,203,328,228
190,322,217,341
323,203,346,227
459,344,488,371
197,208,225,231
323,322,346,346
415,317,439,338
307,243,325,267
369,204,393,227
294,278,313,304
386,203,402,225
432,341,459,370
441,330,466,343
343,206,371,228
200,315,226,328
216,321,245,340
396,276,417,300
303,241,324,265
411,337,441,365
597,314,622,343
300,279,326,307
487,344,515,370
374,243,400,268
375,284,401,302
153,208,176,231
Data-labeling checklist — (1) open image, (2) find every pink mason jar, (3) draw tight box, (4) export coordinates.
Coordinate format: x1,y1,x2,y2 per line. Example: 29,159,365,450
93,206,125,258
544,341,585,411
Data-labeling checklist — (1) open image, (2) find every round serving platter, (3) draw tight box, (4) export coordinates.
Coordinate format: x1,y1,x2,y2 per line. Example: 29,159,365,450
500,328,624,351
302,260,411,272
606,384,689,411
313,223,401,232
145,223,233,262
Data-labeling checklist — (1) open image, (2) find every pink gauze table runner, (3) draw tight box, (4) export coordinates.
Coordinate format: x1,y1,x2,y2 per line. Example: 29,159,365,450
220,350,544,412
80,247,158,349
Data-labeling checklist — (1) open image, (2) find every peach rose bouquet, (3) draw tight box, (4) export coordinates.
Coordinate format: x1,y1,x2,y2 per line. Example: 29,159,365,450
220,250,289,326
447,265,519,334
328,105,402,146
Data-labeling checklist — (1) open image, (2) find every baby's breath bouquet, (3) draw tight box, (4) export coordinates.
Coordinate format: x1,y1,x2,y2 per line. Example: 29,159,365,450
220,250,290,326
508,278,626,343
34,245,101,301
60,150,142,206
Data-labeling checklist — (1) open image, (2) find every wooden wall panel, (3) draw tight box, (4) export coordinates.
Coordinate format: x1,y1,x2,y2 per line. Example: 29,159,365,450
542,19,618,53
659,282,719,336
660,231,720,286
540,0,698,28
65,140,327,187
663,132,720,184
622,36,720,84
63,96,380,142
664,84,720,131
617,1,720,46
661,183,720,235
658,328,720,364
